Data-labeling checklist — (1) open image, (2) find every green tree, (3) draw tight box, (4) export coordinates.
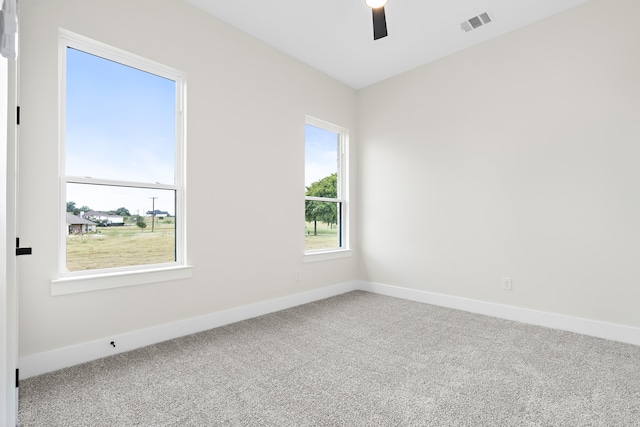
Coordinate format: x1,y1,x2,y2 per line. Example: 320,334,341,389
66,202,91,216
305,173,338,235
115,207,131,217
66,201,80,215
136,217,147,231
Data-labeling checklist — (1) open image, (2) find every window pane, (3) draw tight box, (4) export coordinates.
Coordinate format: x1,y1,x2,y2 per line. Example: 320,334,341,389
66,47,176,184
66,183,176,272
304,124,339,194
305,200,341,251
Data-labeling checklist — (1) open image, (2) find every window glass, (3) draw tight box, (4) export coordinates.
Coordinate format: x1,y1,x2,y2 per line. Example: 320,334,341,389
304,120,346,252
66,48,175,184
61,34,184,275
304,200,341,251
66,183,176,271
304,124,338,193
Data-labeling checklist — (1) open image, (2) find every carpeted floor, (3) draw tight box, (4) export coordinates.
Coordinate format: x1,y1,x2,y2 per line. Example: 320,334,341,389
18,291,640,426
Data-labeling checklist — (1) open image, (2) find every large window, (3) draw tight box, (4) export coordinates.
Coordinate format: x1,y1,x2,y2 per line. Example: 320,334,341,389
304,117,348,253
59,31,185,276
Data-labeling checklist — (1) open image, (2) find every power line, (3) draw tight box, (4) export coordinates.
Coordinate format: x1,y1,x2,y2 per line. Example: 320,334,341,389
149,197,158,232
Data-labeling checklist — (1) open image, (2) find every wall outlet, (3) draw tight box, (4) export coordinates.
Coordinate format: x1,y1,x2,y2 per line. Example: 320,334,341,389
295,272,302,282
501,277,512,291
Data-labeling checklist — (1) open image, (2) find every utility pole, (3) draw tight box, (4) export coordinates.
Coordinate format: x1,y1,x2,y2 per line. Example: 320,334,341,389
149,197,158,232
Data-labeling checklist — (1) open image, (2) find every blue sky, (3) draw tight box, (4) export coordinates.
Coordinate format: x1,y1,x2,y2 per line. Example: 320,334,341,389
66,47,176,215
66,48,339,215
305,124,339,189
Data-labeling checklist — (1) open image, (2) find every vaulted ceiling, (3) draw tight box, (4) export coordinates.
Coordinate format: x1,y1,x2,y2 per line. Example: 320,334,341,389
185,0,591,89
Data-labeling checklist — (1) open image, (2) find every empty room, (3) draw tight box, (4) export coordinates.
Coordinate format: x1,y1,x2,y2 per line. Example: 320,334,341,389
2,0,639,425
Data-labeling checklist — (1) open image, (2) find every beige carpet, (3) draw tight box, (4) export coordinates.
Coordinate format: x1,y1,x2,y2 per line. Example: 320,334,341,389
19,291,640,426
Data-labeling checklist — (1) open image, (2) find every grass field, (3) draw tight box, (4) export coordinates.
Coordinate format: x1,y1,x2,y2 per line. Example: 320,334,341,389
66,218,175,271
305,221,340,251
67,218,339,271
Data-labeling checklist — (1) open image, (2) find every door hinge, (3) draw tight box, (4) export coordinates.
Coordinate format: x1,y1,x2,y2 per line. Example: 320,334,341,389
16,368,19,388
16,106,20,125
16,237,32,256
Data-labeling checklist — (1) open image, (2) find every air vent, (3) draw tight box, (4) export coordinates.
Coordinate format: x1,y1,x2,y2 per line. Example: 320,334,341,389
461,11,493,32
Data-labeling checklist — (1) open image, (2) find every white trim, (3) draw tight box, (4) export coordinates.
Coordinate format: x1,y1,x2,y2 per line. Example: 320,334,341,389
304,249,353,263
1,53,18,427
304,116,349,253
59,29,183,82
0,56,8,427
305,196,343,203
20,281,360,379
51,265,193,296
358,281,640,347
20,280,639,380
304,115,345,135
65,176,177,190
57,29,187,281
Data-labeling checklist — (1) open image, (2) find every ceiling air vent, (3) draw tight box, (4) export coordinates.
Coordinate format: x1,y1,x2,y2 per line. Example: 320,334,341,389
461,12,493,32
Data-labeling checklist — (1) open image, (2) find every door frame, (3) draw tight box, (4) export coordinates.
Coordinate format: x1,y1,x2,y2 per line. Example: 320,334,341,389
1,52,19,427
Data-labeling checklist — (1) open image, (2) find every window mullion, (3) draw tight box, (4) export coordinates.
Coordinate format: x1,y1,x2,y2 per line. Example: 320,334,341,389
305,196,342,203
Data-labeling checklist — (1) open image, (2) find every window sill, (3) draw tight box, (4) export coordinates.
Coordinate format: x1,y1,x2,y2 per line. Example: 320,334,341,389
304,249,353,263
51,265,193,296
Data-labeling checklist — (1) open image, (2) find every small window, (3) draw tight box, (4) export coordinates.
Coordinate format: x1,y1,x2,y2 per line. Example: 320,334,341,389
59,31,185,276
304,117,348,253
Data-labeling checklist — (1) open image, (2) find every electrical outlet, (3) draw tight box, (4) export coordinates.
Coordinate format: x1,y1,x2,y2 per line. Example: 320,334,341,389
295,272,302,282
501,277,512,291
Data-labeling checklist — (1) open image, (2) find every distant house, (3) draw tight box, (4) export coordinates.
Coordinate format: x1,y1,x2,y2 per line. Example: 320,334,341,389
66,213,96,235
146,210,170,216
83,210,125,226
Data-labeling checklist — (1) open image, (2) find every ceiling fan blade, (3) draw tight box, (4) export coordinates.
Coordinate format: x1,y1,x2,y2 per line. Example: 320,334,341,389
372,7,388,40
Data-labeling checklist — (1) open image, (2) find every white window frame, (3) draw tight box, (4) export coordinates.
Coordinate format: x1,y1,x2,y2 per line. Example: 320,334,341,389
52,30,190,295
304,116,352,262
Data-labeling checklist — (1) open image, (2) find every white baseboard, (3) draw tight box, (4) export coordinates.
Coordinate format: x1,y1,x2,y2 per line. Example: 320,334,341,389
357,281,640,347
20,279,639,379
19,281,359,379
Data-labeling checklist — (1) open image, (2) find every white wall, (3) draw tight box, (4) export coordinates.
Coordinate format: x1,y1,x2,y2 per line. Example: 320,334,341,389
18,0,640,367
18,0,359,357
358,0,640,327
